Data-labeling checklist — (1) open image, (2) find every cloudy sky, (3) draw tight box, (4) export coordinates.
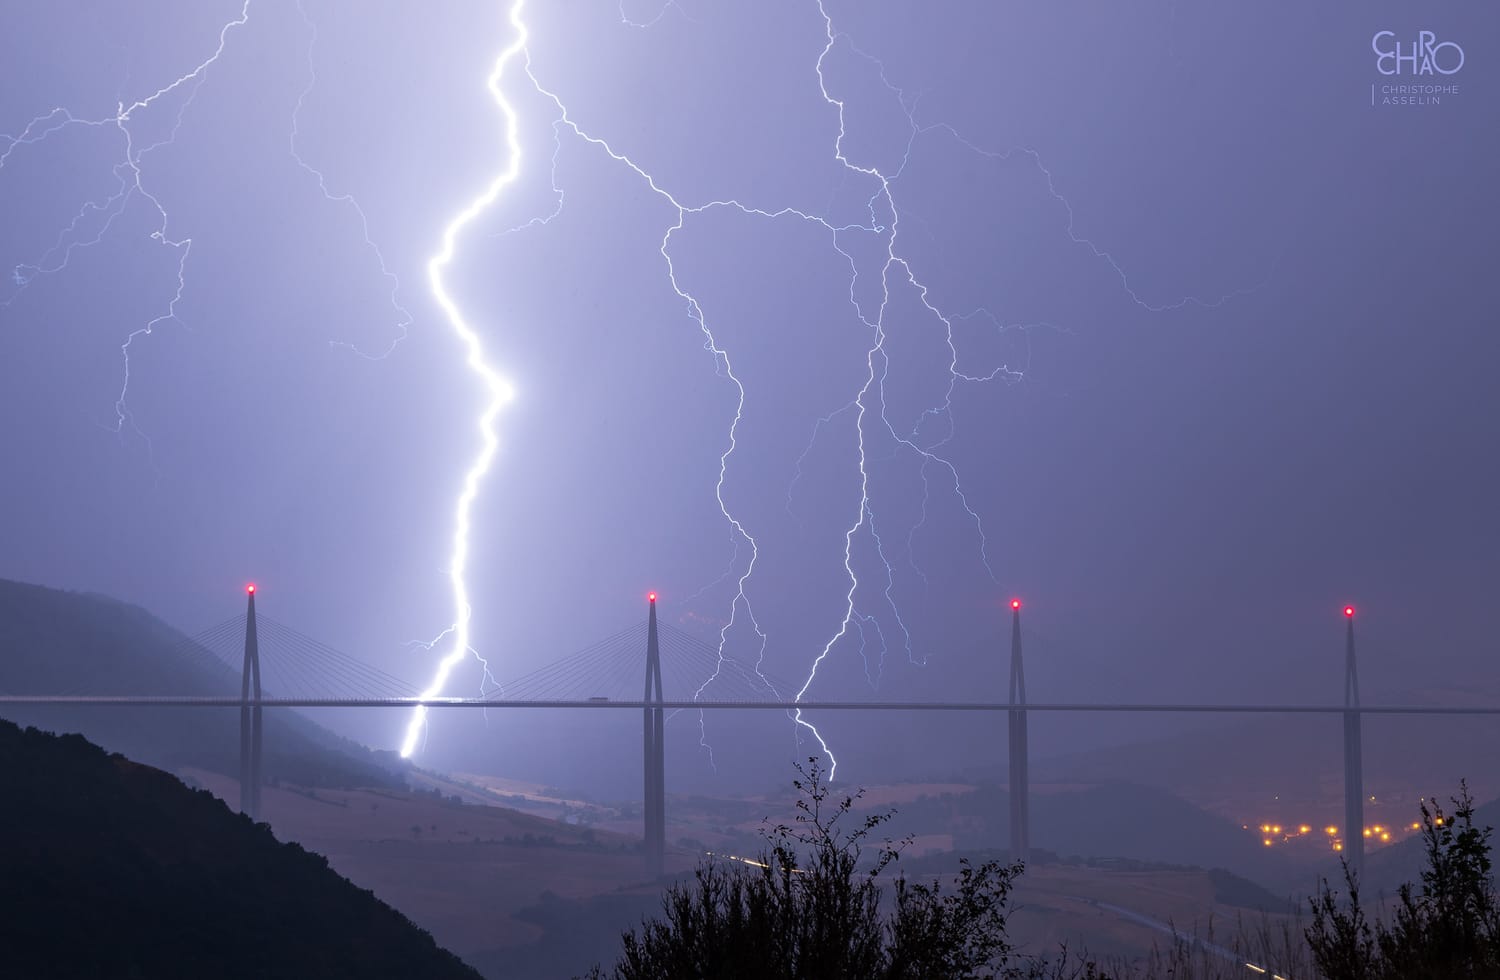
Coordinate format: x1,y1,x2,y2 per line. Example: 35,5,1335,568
2,1,1495,790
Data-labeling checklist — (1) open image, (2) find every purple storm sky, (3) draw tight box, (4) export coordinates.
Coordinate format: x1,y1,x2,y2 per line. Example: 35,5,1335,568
1,2,1496,792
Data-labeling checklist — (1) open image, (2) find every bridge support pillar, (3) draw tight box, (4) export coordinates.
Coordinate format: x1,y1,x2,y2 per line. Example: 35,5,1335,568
240,586,263,820
1008,600,1029,864
643,594,665,877
1342,608,1363,880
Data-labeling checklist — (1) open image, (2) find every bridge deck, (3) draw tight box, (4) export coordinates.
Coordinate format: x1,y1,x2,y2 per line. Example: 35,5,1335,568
4,695,1500,714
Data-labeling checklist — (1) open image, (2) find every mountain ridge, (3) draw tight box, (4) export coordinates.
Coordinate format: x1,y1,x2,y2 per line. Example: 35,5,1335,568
0,576,404,789
0,717,479,978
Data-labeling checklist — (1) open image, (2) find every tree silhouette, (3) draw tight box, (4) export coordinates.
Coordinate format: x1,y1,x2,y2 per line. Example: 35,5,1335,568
1308,781,1500,979
585,758,1040,980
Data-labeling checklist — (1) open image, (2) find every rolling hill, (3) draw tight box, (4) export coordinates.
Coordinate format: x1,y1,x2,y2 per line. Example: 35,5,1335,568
0,718,477,979
0,577,402,789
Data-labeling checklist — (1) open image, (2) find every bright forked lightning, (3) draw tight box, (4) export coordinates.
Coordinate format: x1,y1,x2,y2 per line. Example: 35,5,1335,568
399,0,526,759
786,1,1263,778
518,74,892,773
396,1,1260,776
510,5,1154,782
0,3,1266,786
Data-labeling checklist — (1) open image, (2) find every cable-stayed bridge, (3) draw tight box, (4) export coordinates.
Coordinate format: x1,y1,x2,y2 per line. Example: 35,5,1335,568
5,591,1500,878
19,609,802,707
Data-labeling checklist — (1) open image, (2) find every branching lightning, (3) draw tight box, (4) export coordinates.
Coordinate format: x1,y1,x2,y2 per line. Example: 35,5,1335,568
2,0,427,457
3,2,1264,782
782,4,1262,778
398,1,526,759
0,0,514,760
1,2,253,451
290,0,412,360
400,0,1260,780
512,84,937,773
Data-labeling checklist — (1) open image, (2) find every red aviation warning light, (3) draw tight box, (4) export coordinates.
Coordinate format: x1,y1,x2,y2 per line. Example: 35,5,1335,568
648,592,657,603
1010,598,1022,610
246,583,257,596
1344,605,1355,618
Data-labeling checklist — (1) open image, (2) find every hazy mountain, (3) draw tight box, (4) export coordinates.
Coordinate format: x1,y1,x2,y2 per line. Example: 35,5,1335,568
1032,706,1500,813
0,718,478,979
1353,788,1500,900
0,578,403,789
880,780,1305,892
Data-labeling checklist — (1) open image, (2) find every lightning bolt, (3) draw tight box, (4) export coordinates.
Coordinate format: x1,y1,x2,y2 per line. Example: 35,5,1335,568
787,4,1013,779
419,11,841,774
4,0,420,457
617,0,691,30
1,2,253,453
517,77,892,775
290,0,413,360
783,4,1267,779
0,2,498,759
3,2,1263,785
412,1,1260,782
399,1,525,759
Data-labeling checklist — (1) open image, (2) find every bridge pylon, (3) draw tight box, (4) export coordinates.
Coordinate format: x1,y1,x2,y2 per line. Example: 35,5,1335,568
643,593,665,877
1342,605,1364,879
1008,599,1029,864
239,584,263,820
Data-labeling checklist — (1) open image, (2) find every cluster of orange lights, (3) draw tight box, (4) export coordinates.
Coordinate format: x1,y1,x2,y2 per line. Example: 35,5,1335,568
1247,818,1421,851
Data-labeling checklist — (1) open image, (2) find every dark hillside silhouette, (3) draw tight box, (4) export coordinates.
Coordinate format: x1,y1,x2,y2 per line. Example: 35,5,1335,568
0,718,478,979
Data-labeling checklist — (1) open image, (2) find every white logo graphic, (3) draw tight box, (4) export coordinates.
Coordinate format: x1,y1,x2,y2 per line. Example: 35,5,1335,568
1373,31,1465,76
